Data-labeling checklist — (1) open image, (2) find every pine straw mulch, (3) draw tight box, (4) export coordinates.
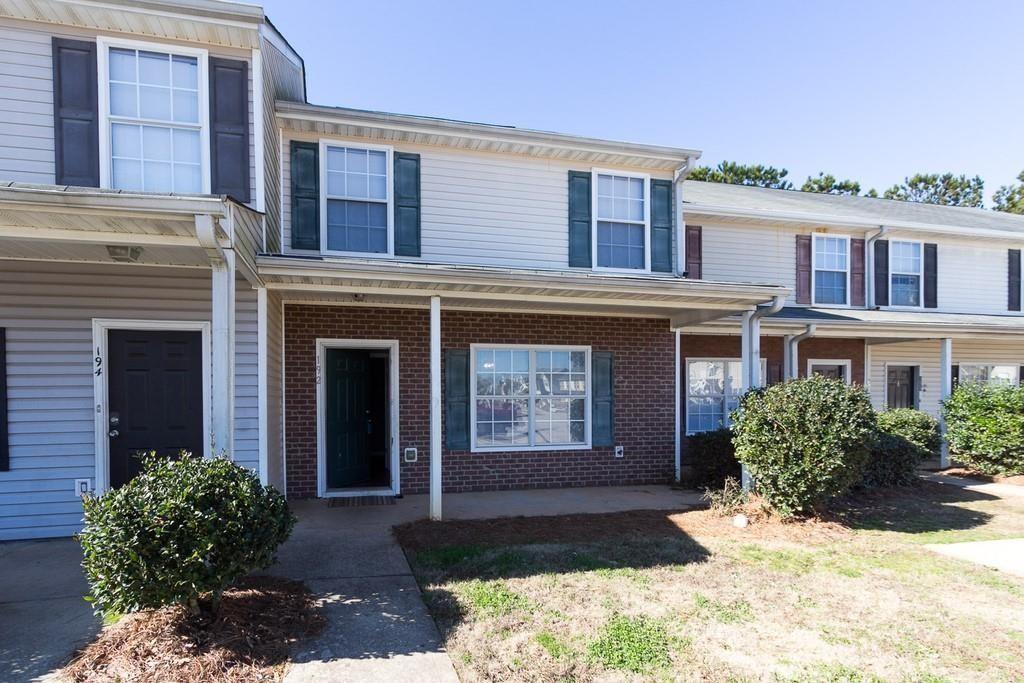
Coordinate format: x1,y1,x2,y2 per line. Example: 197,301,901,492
60,576,325,683
394,501,851,555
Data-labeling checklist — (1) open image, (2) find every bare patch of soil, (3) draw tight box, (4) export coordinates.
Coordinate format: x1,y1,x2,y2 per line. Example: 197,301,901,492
942,467,1024,486
60,576,324,683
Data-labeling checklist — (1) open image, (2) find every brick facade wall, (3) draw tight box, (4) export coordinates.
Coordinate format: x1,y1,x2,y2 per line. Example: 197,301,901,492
284,305,676,498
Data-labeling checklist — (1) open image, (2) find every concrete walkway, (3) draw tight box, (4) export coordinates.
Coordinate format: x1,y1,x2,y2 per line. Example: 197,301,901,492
926,539,1024,577
921,471,1024,499
0,539,100,682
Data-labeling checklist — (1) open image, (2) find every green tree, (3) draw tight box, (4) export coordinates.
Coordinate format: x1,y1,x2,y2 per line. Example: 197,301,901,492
882,173,985,207
992,170,1024,214
801,173,861,196
690,161,793,190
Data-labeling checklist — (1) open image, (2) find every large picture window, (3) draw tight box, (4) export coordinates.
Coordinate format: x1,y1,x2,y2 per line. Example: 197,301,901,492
102,42,206,193
594,172,649,270
322,144,391,255
686,359,743,434
890,241,923,307
472,346,590,451
959,364,1019,386
812,234,850,306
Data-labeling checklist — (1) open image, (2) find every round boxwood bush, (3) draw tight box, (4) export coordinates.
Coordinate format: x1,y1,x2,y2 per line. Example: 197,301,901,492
943,383,1024,475
732,376,876,516
861,409,941,487
80,454,295,617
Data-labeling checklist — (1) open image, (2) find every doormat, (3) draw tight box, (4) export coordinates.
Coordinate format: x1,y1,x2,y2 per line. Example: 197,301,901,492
328,496,397,508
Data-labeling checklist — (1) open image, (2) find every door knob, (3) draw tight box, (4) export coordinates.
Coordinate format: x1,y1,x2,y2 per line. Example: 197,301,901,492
108,429,120,438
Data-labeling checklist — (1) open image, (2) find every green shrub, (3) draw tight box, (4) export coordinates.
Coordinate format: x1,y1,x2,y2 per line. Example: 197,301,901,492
80,454,294,617
943,383,1024,475
731,376,876,517
861,409,941,487
877,408,941,457
686,428,740,489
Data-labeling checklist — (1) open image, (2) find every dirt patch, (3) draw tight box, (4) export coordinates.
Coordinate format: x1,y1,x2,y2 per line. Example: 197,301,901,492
942,467,1024,486
395,505,850,554
60,576,324,683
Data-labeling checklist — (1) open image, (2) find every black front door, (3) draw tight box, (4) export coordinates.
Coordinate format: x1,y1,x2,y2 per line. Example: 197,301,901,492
887,365,917,409
325,349,371,489
107,329,204,488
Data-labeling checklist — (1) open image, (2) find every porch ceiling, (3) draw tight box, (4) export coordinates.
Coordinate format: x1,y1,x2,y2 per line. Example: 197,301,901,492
257,255,789,323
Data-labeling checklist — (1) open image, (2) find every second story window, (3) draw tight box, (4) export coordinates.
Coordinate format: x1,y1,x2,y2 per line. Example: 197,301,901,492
101,40,208,193
812,234,849,306
890,241,923,307
323,144,391,255
594,172,649,270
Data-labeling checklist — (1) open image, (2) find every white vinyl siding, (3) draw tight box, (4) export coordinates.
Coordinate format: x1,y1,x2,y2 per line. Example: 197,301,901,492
265,290,285,491
699,223,800,304
280,133,673,269
0,262,258,540
868,338,1024,418
0,18,256,206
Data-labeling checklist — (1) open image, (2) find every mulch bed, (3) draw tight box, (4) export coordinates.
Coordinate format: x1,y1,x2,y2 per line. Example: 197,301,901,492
394,505,850,553
60,576,324,683
941,467,1024,486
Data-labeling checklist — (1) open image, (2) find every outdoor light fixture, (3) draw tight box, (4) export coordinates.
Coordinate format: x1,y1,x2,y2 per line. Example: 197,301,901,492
106,245,143,263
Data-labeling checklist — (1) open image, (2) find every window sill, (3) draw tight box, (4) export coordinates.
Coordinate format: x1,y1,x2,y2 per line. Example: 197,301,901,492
470,443,593,454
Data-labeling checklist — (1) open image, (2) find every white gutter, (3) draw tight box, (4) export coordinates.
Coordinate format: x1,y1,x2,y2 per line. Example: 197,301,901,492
865,225,888,308
673,154,701,276
785,324,817,379
683,202,1024,242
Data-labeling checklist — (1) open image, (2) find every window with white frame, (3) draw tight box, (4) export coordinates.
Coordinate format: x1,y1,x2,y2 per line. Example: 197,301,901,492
105,45,204,193
324,145,390,254
472,347,589,450
959,364,1019,386
595,173,648,270
890,241,923,307
808,359,852,384
813,235,849,305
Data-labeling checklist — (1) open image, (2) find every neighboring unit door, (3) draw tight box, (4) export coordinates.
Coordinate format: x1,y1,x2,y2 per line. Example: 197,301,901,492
107,329,204,488
887,365,917,409
324,349,371,489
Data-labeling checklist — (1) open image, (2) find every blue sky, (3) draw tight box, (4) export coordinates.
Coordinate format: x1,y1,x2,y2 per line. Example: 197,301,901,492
261,0,1024,202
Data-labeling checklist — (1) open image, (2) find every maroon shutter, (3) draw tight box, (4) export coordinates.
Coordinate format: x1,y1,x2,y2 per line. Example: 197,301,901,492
685,225,702,279
850,238,866,306
795,235,812,304
1010,249,1021,312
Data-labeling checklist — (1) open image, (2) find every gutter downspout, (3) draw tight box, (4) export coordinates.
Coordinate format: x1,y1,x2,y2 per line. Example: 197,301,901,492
865,225,888,308
673,154,700,277
746,295,786,389
787,324,817,379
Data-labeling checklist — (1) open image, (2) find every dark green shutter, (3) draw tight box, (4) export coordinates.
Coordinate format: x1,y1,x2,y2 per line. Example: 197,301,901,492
394,152,421,257
650,179,673,272
445,349,470,450
923,243,938,309
592,351,614,447
951,364,960,391
52,38,99,187
568,171,592,268
874,239,889,307
209,57,250,203
290,141,319,250
1009,249,1021,312
0,328,7,472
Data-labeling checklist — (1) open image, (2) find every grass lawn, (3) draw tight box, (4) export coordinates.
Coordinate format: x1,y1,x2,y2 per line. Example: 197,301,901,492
395,482,1024,682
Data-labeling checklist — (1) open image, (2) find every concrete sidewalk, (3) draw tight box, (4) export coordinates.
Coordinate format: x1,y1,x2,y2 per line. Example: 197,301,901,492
926,539,1024,577
922,472,1024,499
0,539,100,682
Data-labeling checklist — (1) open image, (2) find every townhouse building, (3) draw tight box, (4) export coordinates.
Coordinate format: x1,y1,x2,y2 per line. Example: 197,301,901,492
0,0,1020,540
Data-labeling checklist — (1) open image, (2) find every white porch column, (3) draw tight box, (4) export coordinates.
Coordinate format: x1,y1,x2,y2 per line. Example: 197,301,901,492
429,295,443,520
939,337,953,468
256,287,268,484
674,329,682,482
739,311,754,490
210,249,236,457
